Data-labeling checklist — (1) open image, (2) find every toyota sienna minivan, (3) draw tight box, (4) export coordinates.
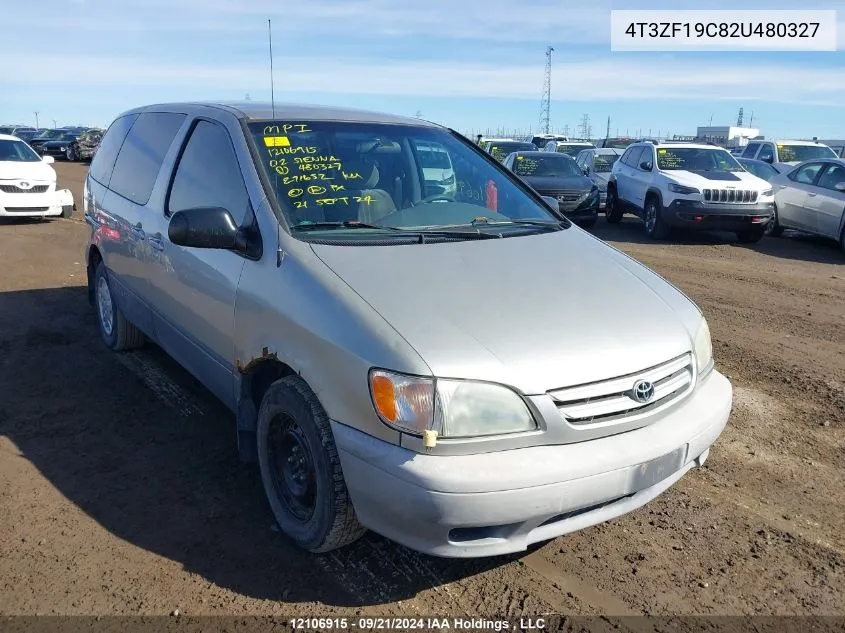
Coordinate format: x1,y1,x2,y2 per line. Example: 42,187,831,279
84,102,732,558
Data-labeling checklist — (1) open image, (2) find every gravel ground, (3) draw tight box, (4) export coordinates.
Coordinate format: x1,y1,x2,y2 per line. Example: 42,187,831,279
1,162,843,619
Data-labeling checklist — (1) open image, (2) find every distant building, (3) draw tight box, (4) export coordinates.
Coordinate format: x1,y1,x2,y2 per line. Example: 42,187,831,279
695,126,760,149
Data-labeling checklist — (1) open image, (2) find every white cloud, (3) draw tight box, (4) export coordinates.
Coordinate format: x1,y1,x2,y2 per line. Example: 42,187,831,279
6,53,844,106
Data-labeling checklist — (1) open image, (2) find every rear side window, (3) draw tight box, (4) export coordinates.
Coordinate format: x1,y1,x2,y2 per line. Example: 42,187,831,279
108,112,186,205
89,114,138,186
741,142,760,158
624,146,644,167
167,120,250,226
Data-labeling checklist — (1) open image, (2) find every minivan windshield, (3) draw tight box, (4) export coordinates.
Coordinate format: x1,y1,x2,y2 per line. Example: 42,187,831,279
0,139,41,162
248,121,561,241
512,154,580,178
656,147,743,172
776,144,837,162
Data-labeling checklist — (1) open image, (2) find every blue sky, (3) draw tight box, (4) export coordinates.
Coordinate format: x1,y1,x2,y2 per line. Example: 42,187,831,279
1,0,842,138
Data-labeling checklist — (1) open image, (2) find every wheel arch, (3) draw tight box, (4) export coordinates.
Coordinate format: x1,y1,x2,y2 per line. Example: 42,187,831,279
87,245,103,305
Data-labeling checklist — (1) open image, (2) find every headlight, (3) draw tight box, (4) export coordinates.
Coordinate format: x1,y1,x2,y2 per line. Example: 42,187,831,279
668,183,700,195
59,146,66,151
761,188,773,197
694,317,713,377
369,370,536,438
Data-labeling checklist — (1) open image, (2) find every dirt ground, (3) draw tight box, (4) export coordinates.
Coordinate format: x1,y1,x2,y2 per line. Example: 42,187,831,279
1,162,843,619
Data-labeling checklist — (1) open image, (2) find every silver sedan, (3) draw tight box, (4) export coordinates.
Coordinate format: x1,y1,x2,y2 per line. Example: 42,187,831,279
769,158,845,251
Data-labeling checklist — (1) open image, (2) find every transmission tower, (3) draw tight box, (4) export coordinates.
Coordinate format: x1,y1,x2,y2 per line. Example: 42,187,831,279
737,107,744,127
579,113,592,140
538,46,553,134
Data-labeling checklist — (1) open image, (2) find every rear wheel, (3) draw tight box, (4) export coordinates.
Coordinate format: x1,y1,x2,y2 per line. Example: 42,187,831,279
257,376,365,553
643,195,669,239
736,227,765,244
605,187,622,223
840,224,845,254
764,204,784,237
94,262,145,351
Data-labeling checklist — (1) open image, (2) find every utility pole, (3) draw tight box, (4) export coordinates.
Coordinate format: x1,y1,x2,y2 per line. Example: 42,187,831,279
579,114,592,140
606,116,611,140
33,111,39,128
562,124,570,138
737,107,744,127
52,119,57,128
538,46,553,134
244,93,251,101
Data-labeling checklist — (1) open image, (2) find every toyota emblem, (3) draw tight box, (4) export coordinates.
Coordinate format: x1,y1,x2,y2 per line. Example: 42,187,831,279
631,379,655,404
18,181,32,189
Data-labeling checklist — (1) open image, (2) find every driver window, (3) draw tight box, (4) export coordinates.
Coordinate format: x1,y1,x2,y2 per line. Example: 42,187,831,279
758,145,774,162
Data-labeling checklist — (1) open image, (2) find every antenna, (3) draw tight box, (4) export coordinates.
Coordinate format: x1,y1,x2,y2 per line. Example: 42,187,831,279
268,18,283,267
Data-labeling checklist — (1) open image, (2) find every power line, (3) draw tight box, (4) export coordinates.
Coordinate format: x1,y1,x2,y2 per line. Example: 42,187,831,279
538,46,553,134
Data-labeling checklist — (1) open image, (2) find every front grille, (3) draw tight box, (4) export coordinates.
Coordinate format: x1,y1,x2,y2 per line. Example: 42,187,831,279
702,189,758,204
540,188,585,202
548,353,694,426
0,184,49,194
4,207,48,213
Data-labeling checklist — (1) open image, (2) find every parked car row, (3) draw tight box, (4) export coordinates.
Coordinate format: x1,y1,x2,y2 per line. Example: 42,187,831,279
0,124,103,162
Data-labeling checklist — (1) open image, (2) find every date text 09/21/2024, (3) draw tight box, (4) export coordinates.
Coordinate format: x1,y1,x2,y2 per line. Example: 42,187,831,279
623,21,820,39
288,617,547,631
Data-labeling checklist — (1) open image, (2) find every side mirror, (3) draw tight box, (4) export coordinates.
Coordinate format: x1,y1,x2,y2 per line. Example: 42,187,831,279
835,182,845,192
541,195,559,210
42,155,55,164
169,207,248,252
639,160,653,171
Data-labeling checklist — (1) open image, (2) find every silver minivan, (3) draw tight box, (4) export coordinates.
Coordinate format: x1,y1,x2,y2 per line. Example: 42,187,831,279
84,102,732,558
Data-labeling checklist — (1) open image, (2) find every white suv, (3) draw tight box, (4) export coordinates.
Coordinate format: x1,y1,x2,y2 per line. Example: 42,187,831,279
606,142,775,243
740,139,838,174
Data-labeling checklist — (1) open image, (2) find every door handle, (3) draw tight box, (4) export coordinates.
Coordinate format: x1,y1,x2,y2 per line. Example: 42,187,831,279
148,232,165,251
807,193,817,197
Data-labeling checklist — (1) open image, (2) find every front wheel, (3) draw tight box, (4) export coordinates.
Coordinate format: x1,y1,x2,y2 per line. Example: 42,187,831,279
257,376,365,553
764,204,783,237
643,195,669,239
66,146,78,161
605,188,622,223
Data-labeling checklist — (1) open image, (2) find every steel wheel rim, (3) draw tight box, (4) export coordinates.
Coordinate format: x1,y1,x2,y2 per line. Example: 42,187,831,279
764,209,777,235
268,414,316,522
96,277,114,336
645,202,656,233
66,148,74,160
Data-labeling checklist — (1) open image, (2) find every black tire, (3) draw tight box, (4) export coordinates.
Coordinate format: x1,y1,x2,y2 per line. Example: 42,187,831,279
840,225,845,254
61,205,73,219
66,145,78,161
736,227,765,244
643,194,669,239
605,186,622,223
93,262,145,351
765,204,784,237
257,376,365,553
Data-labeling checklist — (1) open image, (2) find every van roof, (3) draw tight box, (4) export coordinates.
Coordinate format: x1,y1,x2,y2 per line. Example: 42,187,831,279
120,101,439,127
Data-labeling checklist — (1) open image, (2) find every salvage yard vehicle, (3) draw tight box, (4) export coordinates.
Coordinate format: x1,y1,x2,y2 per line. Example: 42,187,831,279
740,139,838,174
484,140,537,163
607,141,775,243
0,134,74,218
66,128,103,161
40,131,85,161
767,158,845,251
543,140,596,157
502,150,599,228
574,147,623,209
84,101,732,558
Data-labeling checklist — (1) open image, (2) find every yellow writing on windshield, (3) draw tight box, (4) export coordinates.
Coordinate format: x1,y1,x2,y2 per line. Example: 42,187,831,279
263,123,312,135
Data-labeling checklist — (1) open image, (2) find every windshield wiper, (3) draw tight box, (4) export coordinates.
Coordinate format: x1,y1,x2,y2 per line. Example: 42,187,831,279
291,220,405,232
468,217,565,231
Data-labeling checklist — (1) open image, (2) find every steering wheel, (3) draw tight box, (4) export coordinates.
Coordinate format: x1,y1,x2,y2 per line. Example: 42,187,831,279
413,194,453,206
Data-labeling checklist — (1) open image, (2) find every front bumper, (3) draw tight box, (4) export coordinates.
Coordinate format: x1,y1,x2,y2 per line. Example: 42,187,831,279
0,188,74,217
334,369,732,558
665,199,774,231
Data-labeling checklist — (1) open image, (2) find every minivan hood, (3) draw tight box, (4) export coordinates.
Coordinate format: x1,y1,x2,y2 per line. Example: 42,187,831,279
0,160,56,181
312,230,698,394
